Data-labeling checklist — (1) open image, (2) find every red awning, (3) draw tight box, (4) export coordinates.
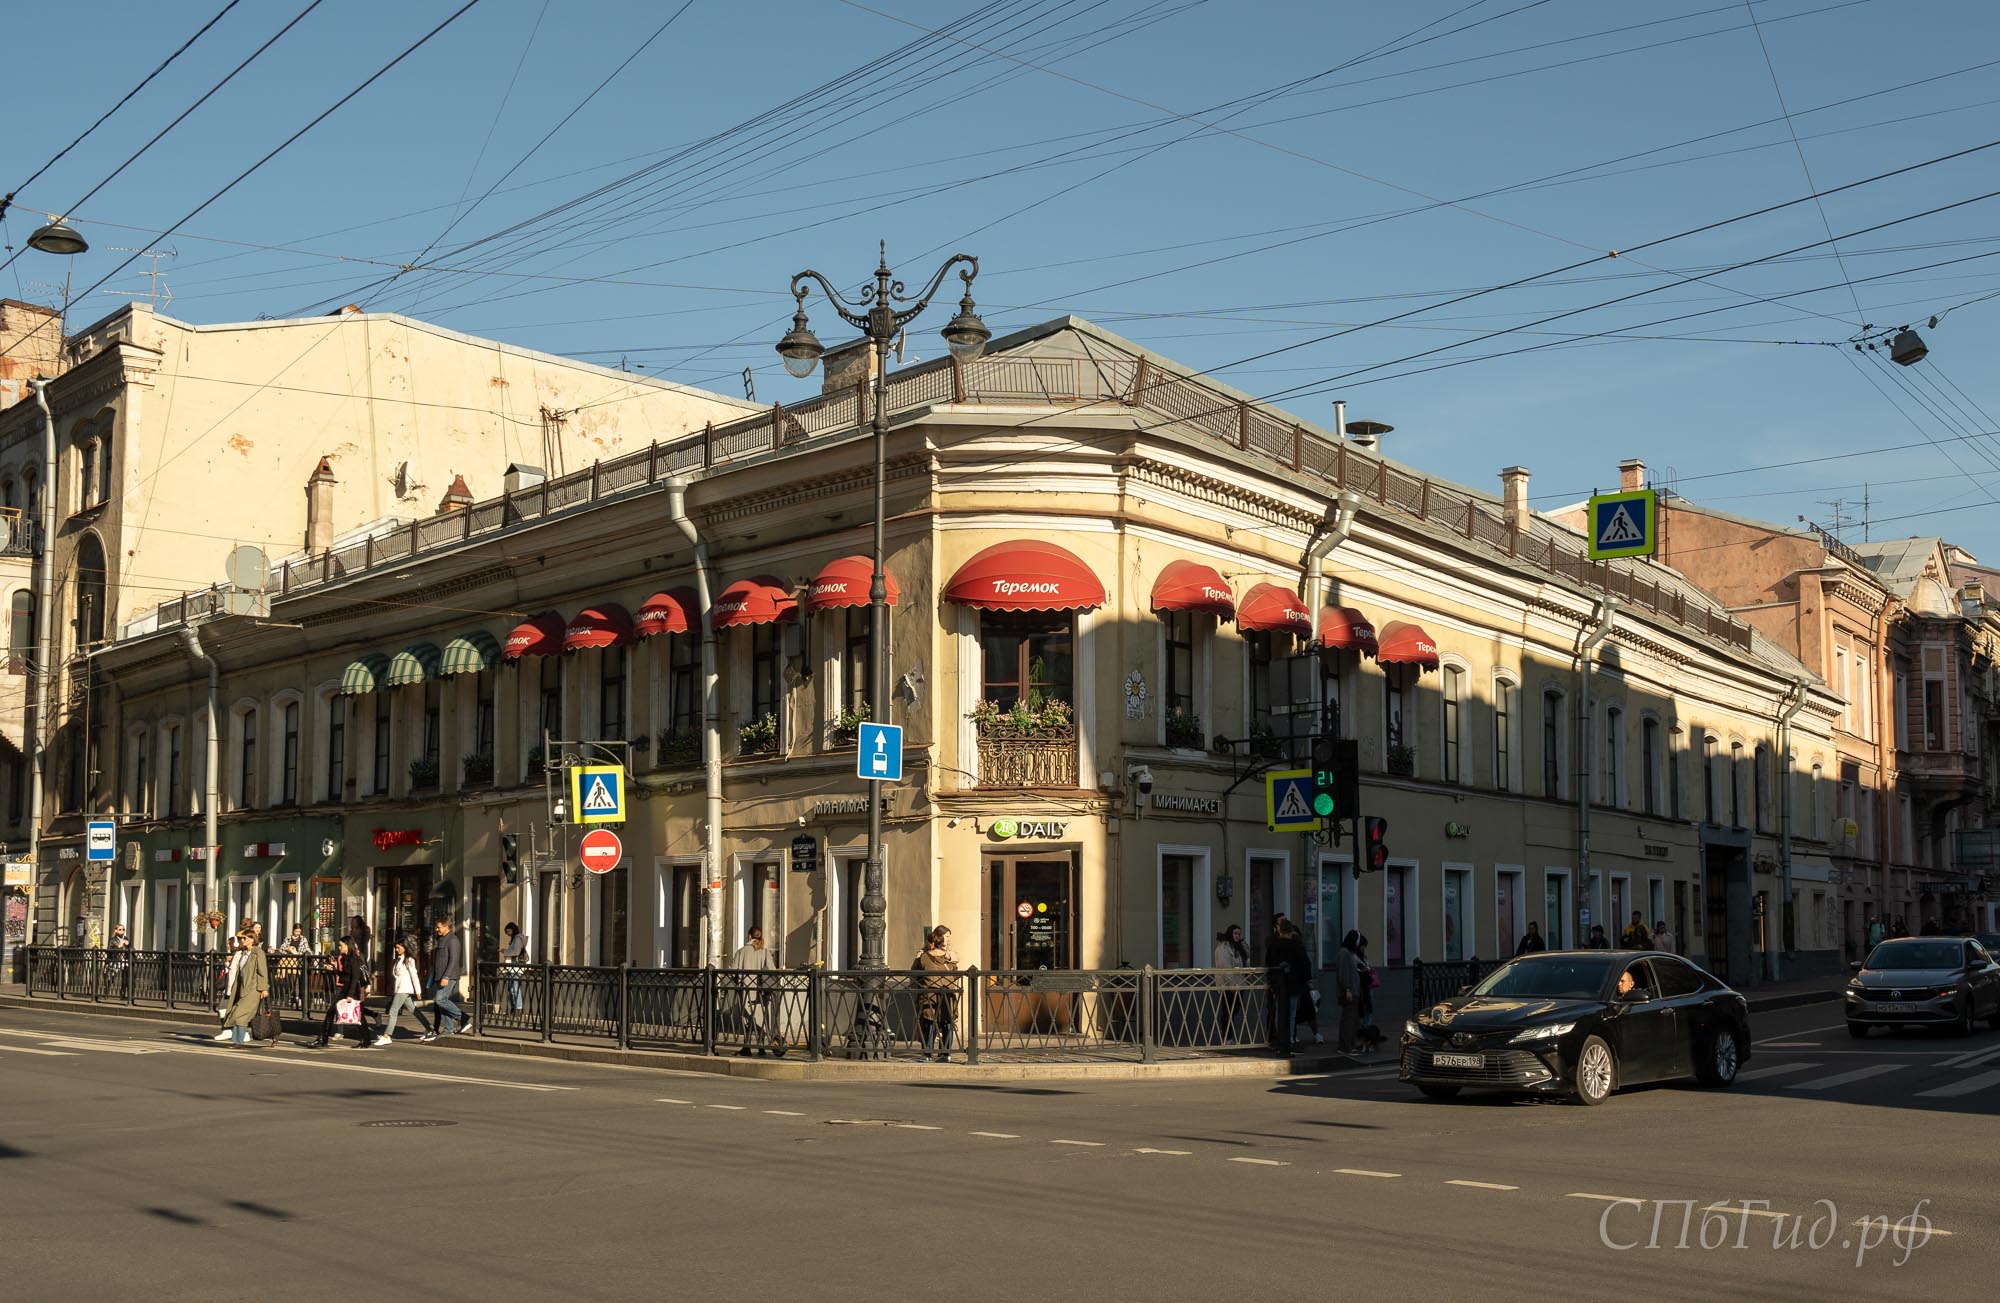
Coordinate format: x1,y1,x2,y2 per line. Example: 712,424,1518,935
1150,560,1234,618
502,612,564,661
1235,583,1314,635
1318,605,1380,655
1375,619,1440,669
806,555,900,612
942,540,1106,611
710,576,797,629
564,603,634,652
635,589,697,639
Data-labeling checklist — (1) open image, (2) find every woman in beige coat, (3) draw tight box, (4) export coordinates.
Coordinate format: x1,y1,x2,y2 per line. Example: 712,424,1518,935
218,929,269,1047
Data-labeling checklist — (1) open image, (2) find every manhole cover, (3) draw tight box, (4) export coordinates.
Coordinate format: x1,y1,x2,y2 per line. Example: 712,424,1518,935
358,1120,460,1129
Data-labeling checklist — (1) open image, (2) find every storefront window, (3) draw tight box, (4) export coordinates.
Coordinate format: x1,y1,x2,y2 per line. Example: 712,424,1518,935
1160,853,1195,968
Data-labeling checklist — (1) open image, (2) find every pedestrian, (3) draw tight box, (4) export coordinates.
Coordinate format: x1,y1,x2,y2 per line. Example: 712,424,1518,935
214,928,268,1047
1652,920,1675,955
1355,934,1381,1047
730,926,777,1057
1620,911,1652,949
1212,924,1248,969
1866,915,1886,949
1515,921,1546,956
913,926,959,1063
1333,929,1363,1054
348,914,373,963
426,918,470,1037
311,936,378,1048
497,922,527,1014
217,932,244,1017
1269,921,1314,1054
1264,913,1291,1044
1584,924,1612,949
374,939,432,1047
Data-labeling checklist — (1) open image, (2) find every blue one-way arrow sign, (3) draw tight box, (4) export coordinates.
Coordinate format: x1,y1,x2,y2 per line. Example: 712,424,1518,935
857,722,904,782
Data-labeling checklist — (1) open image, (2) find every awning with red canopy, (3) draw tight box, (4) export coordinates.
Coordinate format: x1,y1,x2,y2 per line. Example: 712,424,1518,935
564,603,635,652
942,540,1106,611
806,555,900,612
1374,619,1440,669
502,612,564,661
1235,583,1313,635
1150,560,1234,618
710,576,797,629
635,589,697,639
1318,605,1380,656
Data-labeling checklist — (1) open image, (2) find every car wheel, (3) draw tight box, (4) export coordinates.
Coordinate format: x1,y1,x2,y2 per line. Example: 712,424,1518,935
1696,1027,1742,1087
1417,1082,1460,1101
1954,999,1976,1038
1571,1035,1614,1106
1846,1021,1870,1039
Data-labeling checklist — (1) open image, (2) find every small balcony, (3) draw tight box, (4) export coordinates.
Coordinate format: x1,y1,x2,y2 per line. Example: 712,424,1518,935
0,509,38,560
977,723,1078,788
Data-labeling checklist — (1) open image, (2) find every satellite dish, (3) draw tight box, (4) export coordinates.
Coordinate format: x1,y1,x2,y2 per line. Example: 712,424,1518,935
223,545,270,617
0,515,13,553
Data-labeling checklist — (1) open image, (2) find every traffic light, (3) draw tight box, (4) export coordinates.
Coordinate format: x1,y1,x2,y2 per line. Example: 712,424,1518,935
1309,737,1360,822
1310,736,1337,818
1363,816,1388,874
499,833,519,883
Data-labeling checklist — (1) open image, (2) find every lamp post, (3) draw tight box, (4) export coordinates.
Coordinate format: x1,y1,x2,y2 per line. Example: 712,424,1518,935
777,244,988,970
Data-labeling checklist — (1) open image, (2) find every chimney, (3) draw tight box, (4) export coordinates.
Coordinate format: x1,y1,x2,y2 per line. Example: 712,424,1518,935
1345,417,1393,452
1501,466,1531,532
820,337,876,396
504,463,545,495
305,456,337,556
436,473,473,514
1963,581,1985,616
1619,457,1646,492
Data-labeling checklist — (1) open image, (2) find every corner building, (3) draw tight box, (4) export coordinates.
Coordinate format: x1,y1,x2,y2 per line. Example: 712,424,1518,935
91,317,1839,1008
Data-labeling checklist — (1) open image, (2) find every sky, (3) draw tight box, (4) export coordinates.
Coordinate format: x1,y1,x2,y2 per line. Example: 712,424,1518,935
5,0,2000,555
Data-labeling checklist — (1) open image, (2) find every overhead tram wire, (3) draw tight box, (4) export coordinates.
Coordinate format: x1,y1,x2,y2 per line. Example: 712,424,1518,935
1843,348,2000,507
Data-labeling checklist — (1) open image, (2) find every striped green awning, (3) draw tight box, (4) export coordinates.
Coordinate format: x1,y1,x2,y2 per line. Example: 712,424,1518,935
384,643,443,688
440,630,500,677
338,654,391,696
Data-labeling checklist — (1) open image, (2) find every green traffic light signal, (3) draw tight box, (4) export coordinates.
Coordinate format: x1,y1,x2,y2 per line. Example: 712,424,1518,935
1312,792,1334,817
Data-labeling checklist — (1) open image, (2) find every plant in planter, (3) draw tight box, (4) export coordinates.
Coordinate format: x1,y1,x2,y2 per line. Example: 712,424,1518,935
1249,721,1284,759
831,703,871,746
738,713,779,755
461,752,494,785
408,757,440,788
655,729,699,765
1164,707,1204,750
1386,743,1415,776
968,692,1074,735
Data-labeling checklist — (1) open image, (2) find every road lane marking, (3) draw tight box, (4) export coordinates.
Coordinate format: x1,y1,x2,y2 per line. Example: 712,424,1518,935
764,1109,805,1117
969,1131,1019,1139
1229,1157,1288,1166
1758,1041,1820,1048
37,1040,166,1055
895,1123,941,1131
1939,1044,2000,1070
1447,1180,1519,1191
1134,1147,1191,1155
655,1098,693,1105
1755,1024,1844,1045
1785,1064,1903,1091
1916,1068,2000,1099
1335,1169,1401,1179
1706,1203,1789,1220
1737,1062,1820,1082
1568,1193,1643,1204
1854,1218,1953,1237
0,1044,79,1056
177,1047,575,1091
1050,1139,1104,1147
706,1104,747,1111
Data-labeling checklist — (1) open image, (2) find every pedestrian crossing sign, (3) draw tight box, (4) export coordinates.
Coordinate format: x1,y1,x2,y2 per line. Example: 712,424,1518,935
1267,768,1316,832
570,764,626,824
1586,488,1657,560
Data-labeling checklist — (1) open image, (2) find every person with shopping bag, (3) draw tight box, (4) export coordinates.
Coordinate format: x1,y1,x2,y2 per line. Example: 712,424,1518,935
309,936,378,1048
214,928,269,1047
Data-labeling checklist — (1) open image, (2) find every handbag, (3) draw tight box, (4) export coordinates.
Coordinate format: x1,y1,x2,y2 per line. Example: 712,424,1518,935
248,998,282,1043
456,973,473,1002
335,998,362,1025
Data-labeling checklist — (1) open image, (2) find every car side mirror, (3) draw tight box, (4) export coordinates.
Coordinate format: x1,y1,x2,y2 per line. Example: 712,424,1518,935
1847,961,1863,974
1621,989,1651,1003
1456,984,1472,996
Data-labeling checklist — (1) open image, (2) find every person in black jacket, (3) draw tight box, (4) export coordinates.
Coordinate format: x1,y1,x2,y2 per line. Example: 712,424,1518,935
1270,922,1313,1055
1515,922,1547,956
310,936,379,1048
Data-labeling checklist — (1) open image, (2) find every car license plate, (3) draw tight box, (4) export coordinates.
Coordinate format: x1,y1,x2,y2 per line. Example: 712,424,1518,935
1432,1052,1483,1069
1873,1002,1919,1013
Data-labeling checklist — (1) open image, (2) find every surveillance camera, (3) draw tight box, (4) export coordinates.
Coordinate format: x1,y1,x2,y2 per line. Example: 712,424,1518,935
798,814,807,827
1130,765,1154,795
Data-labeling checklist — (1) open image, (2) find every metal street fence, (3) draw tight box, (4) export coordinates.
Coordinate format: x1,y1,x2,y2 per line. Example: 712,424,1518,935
1410,956,1488,1008
21,948,1284,1063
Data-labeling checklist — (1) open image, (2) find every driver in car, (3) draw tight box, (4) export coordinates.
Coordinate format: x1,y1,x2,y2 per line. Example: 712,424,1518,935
1616,967,1652,1000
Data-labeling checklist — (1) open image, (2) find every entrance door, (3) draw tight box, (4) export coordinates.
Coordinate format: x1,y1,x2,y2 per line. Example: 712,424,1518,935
1704,857,1730,981
1496,873,1519,959
375,865,435,993
982,854,1076,971
663,864,701,968
1245,854,1280,964
119,881,142,940
538,871,561,965
472,878,500,966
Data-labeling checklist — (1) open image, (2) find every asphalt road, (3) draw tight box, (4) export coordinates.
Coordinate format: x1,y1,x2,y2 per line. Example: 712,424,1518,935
1,1001,1990,1301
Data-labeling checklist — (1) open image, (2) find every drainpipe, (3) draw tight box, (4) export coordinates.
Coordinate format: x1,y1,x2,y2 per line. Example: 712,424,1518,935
1774,676,1810,982
1299,483,1363,967
667,478,724,968
23,381,56,946
178,625,220,951
1576,598,1615,947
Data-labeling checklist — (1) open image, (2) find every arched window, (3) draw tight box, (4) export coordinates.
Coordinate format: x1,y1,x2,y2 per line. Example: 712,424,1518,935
1730,741,1745,828
1810,762,1824,838
72,534,106,648
78,440,98,509
1440,664,1465,783
1754,743,1770,832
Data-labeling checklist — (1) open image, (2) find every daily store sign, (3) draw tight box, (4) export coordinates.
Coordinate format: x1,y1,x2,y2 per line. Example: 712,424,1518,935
990,817,1068,841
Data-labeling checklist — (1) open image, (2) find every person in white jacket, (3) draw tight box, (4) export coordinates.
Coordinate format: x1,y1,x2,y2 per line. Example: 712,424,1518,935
373,939,433,1047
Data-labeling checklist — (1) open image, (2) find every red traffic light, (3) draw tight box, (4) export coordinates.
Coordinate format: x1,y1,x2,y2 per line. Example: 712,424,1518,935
1363,815,1388,873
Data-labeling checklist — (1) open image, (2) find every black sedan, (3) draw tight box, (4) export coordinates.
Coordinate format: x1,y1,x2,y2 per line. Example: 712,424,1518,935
1844,937,2000,1037
1400,951,1750,1106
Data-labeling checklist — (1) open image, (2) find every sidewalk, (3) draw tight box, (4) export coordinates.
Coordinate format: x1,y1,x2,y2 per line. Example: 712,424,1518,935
0,987,1296,1082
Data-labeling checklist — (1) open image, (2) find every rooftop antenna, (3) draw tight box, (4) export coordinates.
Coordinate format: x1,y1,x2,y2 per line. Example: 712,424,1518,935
1818,497,1854,543
741,367,756,401
98,245,176,307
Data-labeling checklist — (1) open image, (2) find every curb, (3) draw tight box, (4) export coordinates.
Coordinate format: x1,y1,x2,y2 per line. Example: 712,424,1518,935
0,995,1295,1083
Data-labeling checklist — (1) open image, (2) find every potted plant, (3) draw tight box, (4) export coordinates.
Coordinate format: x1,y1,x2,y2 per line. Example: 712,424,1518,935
409,757,440,788
831,703,870,746
462,752,494,785
738,713,779,755
655,729,699,765
1249,721,1284,759
1165,707,1203,750
968,692,1074,736
1386,742,1415,776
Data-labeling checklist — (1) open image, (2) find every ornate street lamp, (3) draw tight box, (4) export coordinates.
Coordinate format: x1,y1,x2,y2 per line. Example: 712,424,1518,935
777,245,986,975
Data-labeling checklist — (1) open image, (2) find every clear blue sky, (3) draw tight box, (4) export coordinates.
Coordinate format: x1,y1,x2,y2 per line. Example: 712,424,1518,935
7,0,2000,555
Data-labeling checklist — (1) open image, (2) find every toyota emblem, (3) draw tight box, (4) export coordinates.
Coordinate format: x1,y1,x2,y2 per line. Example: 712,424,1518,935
1452,1032,1472,1047
1890,990,1900,999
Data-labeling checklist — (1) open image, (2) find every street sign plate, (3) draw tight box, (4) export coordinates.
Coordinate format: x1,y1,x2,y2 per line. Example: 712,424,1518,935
857,721,904,782
86,819,116,862
1266,769,1316,832
1586,489,1657,560
578,828,623,875
790,834,819,874
570,765,626,824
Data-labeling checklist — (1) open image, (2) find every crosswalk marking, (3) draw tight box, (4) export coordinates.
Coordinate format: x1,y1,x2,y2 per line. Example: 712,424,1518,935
1915,1068,2000,1099
1737,1062,1819,1082
1785,1064,1902,1092
0,1044,79,1057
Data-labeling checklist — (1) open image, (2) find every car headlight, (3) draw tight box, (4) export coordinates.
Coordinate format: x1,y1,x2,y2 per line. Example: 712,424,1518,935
1509,1022,1575,1044
1846,977,1864,990
1403,1020,1426,1039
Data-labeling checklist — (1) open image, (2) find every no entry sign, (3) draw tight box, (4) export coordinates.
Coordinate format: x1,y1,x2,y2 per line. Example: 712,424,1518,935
579,827,623,875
